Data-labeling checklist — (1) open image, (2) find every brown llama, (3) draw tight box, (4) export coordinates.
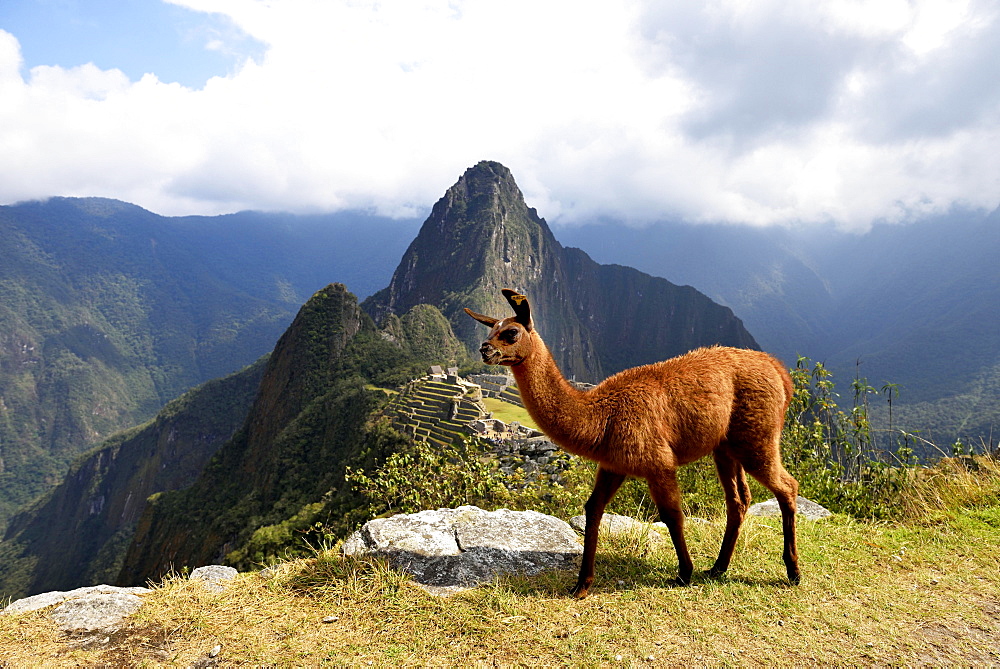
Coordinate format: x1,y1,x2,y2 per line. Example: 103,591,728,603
465,289,800,599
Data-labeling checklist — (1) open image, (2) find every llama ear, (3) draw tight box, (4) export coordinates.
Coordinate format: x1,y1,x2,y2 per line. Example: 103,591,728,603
502,289,533,331
464,308,499,328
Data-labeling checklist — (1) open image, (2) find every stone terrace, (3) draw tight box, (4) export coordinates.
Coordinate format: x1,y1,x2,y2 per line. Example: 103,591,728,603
382,371,487,447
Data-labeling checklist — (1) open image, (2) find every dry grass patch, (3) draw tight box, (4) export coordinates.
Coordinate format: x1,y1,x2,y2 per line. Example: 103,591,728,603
3,504,997,666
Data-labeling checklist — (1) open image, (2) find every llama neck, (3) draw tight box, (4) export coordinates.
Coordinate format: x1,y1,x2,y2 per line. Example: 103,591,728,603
509,335,603,457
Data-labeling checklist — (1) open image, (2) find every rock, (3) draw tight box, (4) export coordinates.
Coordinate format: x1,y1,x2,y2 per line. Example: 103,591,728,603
3,565,243,635
342,506,582,595
190,565,239,592
3,584,151,616
748,495,832,520
3,585,150,634
51,592,144,633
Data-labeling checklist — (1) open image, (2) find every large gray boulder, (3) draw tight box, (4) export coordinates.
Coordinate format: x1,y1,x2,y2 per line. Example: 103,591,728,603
2,585,151,633
342,506,582,595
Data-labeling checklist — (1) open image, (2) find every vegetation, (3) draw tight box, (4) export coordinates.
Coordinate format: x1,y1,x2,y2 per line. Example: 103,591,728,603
2,454,997,665
2,264,999,663
342,358,998,530
0,359,267,602
117,287,470,583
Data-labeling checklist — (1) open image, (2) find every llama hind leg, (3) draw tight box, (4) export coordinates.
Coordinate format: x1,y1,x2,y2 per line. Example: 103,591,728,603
709,447,751,578
744,454,801,584
572,465,626,599
648,471,694,586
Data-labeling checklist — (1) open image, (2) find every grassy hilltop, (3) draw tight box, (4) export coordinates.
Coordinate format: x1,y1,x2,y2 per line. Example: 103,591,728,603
2,454,998,665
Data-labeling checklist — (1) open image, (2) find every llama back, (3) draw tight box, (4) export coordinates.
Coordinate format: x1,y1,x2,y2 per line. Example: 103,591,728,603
611,347,789,436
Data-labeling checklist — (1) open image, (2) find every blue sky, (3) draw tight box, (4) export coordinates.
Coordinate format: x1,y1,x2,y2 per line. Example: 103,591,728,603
1,0,263,88
1,0,998,230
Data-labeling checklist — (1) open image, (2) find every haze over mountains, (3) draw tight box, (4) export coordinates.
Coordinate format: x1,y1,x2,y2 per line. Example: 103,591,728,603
559,207,1000,443
0,160,997,600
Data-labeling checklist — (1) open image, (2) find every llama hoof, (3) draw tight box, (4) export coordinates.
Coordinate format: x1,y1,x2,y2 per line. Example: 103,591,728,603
787,570,801,585
568,585,590,599
706,566,728,580
671,575,692,587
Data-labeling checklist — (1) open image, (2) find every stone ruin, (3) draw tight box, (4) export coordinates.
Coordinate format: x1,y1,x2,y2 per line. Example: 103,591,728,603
382,368,574,486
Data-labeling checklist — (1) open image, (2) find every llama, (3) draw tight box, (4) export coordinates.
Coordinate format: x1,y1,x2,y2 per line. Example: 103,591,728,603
465,289,800,599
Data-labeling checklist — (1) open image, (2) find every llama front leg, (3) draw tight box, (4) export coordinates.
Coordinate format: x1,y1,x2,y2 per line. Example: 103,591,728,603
648,471,694,586
571,466,625,599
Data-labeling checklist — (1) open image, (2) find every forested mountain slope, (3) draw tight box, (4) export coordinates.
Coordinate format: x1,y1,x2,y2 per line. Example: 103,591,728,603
0,198,412,526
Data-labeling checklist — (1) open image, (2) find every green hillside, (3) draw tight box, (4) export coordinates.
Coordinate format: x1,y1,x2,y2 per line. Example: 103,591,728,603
0,359,266,601
0,198,412,529
117,286,468,584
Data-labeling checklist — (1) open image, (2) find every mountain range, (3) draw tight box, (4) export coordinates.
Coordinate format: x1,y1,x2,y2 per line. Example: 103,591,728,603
363,161,756,381
558,207,1000,444
1,160,997,600
0,161,755,599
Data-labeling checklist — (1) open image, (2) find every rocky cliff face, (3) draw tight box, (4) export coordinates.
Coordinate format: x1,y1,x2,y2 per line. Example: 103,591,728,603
363,161,756,382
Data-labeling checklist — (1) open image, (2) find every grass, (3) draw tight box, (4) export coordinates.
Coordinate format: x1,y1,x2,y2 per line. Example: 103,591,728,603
3,481,998,665
482,396,538,430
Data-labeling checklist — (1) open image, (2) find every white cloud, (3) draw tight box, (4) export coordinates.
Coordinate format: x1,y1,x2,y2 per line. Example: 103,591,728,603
1,0,999,230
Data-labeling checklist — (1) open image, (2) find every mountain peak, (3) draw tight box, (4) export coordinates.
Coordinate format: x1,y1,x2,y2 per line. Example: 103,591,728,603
423,160,551,243
363,161,757,382
363,161,563,333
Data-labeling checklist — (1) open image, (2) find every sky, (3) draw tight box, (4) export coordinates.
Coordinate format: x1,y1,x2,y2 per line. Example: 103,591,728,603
1,0,999,231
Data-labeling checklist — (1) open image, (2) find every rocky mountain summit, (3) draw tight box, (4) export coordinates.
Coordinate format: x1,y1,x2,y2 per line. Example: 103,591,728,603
364,160,757,382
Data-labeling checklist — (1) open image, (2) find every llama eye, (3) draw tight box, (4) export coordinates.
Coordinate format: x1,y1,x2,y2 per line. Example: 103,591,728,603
499,328,520,344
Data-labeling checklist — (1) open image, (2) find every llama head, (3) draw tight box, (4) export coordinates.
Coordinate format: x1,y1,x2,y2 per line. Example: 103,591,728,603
464,289,534,366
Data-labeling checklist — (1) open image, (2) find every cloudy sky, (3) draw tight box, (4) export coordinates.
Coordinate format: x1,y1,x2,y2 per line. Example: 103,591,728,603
1,0,998,230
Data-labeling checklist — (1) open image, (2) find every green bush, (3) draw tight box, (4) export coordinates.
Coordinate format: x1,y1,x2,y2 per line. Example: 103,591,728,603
781,357,917,519
345,437,511,516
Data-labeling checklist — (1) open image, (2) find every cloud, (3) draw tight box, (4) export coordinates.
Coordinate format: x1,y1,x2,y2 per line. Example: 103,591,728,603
1,0,998,230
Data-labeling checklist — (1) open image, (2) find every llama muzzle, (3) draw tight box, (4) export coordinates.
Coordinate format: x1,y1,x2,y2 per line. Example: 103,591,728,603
479,343,500,364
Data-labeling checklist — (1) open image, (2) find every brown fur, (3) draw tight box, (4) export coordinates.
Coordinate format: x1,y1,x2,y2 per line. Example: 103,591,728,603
466,289,800,598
